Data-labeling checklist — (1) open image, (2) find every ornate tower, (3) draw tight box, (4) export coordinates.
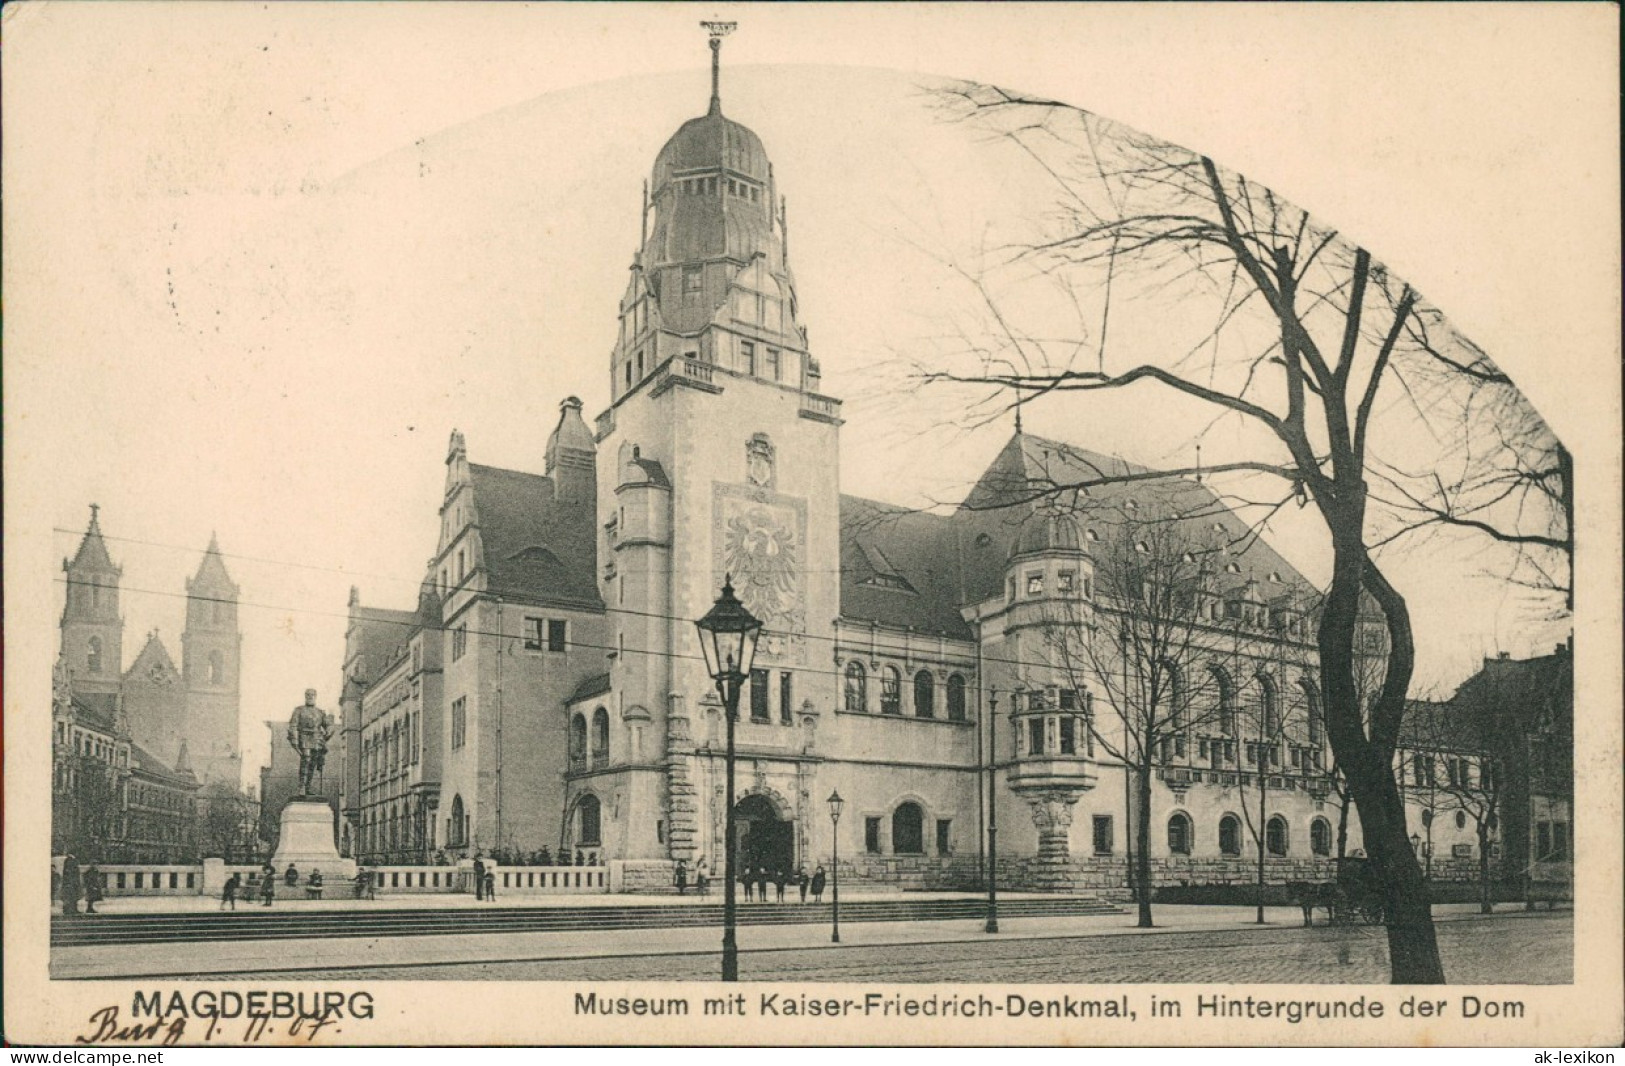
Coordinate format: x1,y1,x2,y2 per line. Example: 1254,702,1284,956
588,27,844,865
182,534,243,787
60,504,124,696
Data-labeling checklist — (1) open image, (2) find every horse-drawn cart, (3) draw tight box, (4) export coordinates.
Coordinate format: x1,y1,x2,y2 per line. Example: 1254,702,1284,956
1288,856,1386,926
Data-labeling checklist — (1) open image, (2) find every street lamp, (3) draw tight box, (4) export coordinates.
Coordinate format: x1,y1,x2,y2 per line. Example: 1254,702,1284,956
694,576,763,983
827,789,844,943
985,692,999,934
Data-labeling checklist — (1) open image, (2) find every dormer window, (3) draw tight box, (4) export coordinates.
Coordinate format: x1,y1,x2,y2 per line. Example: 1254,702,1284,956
1026,572,1044,597
1085,529,1100,542
683,265,702,295
1057,570,1076,595
1225,562,1241,574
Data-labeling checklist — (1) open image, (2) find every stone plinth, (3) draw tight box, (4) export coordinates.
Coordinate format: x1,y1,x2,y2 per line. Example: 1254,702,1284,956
270,800,356,879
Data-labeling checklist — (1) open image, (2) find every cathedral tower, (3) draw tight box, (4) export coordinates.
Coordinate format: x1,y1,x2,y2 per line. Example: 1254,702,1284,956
182,534,243,787
60,504,124,696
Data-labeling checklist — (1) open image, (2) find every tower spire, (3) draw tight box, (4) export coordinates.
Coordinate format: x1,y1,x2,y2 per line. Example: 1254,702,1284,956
701,20,737,116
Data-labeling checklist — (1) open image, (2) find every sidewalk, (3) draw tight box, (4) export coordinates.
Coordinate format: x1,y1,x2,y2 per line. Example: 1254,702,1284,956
50,901,1523,980
58,887,1077,914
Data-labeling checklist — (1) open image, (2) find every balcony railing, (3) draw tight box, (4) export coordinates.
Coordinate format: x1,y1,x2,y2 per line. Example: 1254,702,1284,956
650,357,723,397
799,392,842,423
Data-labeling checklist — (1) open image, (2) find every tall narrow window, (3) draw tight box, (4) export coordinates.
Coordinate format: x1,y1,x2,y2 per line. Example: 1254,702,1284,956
87,636,103,674
1092,815,1114,855
1267,815,1289,856
946,674,967,721
936,819,952,855
1060,716,1077,754
1167,812,1193,855
864,817,881,854
843,661,867,712
765,348,780,381
591,708,610,767
779,671,794,726
548,619,568,653
741,341,756,376
208,650,225,685
880,667,902,715
913,671,935,718
1028,717,1046,756
451,697,467,751
750,669,770,723
1304,680,1323,748
569,714,586,769
1219,815,1242,856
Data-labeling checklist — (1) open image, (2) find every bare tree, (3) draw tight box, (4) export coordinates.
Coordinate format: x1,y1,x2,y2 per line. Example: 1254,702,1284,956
1039,509,1241,927
909,81,1577,980
198,781,260,862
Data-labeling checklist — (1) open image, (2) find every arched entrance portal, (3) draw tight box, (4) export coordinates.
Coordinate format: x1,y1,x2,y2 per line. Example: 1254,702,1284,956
734,794,794,876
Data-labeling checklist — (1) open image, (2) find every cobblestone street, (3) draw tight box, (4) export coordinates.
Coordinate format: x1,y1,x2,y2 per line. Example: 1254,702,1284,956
277,911,1569,985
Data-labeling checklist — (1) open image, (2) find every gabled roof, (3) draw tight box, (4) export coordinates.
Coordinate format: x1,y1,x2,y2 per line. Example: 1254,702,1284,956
124,631,179,684
131,741,197,787
469,463,603,612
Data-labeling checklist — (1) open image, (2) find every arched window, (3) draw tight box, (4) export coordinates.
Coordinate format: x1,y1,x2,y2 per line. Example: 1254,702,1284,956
1162,660,1185,731
1167,811,1193,855
569,714,587,769
591,708,610,766
1258,675,1279,738
1267,815,1289,856
880,667,902,715
1310,817,1332,856
575,793,602,846
449,794,465,847
843,661,867,712
1302,680,1323,748
1219,814,1242,856
892,802,924,854
913,671,935,718
946,674,968,721
209,650,224,685
87,636,103,674
1211,666,1235,737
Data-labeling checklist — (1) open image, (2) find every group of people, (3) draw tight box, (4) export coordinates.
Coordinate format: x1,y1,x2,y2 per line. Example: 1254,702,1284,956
671,862,828,903
220,863,329,908
54,855,104,915
439,846,598,869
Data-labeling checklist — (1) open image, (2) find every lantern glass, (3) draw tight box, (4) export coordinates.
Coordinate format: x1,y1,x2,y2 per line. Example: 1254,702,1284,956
827,789,844,823
694,577,764,682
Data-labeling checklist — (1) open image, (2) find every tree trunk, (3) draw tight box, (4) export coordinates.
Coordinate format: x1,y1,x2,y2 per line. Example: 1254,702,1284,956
1478,821,1494,915
1336,794,1351,861
1319,524,1446,984
1135,765,1154,928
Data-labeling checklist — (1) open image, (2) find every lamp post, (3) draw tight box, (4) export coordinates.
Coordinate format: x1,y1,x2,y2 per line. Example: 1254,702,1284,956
985,692,999,934
694,576,763,983
827,789,843,943
1421,808,1435,882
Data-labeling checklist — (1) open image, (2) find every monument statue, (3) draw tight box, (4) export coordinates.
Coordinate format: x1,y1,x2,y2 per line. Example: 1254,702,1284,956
286,689,333,796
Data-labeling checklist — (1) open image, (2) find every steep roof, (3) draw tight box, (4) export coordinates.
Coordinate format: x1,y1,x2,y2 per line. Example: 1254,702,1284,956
71,691,121,734
834,431,1320,637
131,741,197,787
838,496,974,640
188,534,239,597
567,673,612,705
347,605,420,688
469,463,603,612
65,506,118,574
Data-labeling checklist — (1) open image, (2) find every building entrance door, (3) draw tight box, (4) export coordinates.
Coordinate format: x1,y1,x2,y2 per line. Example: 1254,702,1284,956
734,794,794,876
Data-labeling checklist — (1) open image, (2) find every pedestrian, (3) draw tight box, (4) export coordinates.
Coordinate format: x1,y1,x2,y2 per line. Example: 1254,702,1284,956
756,866,769,903
797,865,809,903
473,855,486,900
674,861,688,896
284,863,299,888
774,867,787,903
82,864,103,914
810,864,826,904
483,870,496,902
696,865,709,896
539,845,552,866
307,869,324,900
59,855,82,916
222,873,240,910
260,872,276,907
742,868,754,902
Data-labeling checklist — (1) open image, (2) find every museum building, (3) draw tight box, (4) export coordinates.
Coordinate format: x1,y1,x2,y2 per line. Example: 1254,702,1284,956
335,51,1499,892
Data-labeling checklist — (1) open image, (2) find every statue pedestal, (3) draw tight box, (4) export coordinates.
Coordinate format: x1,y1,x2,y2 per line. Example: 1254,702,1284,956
270,800,356,879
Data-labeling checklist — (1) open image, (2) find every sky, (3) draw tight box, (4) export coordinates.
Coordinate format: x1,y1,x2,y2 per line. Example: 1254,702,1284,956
6,5,1616,790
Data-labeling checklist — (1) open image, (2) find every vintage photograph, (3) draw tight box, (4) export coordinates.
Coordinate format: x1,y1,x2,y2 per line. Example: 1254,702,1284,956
5,3,1619,1047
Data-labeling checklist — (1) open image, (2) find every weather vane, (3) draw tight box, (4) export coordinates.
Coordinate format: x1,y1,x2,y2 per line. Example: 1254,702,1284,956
702,20,737,114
